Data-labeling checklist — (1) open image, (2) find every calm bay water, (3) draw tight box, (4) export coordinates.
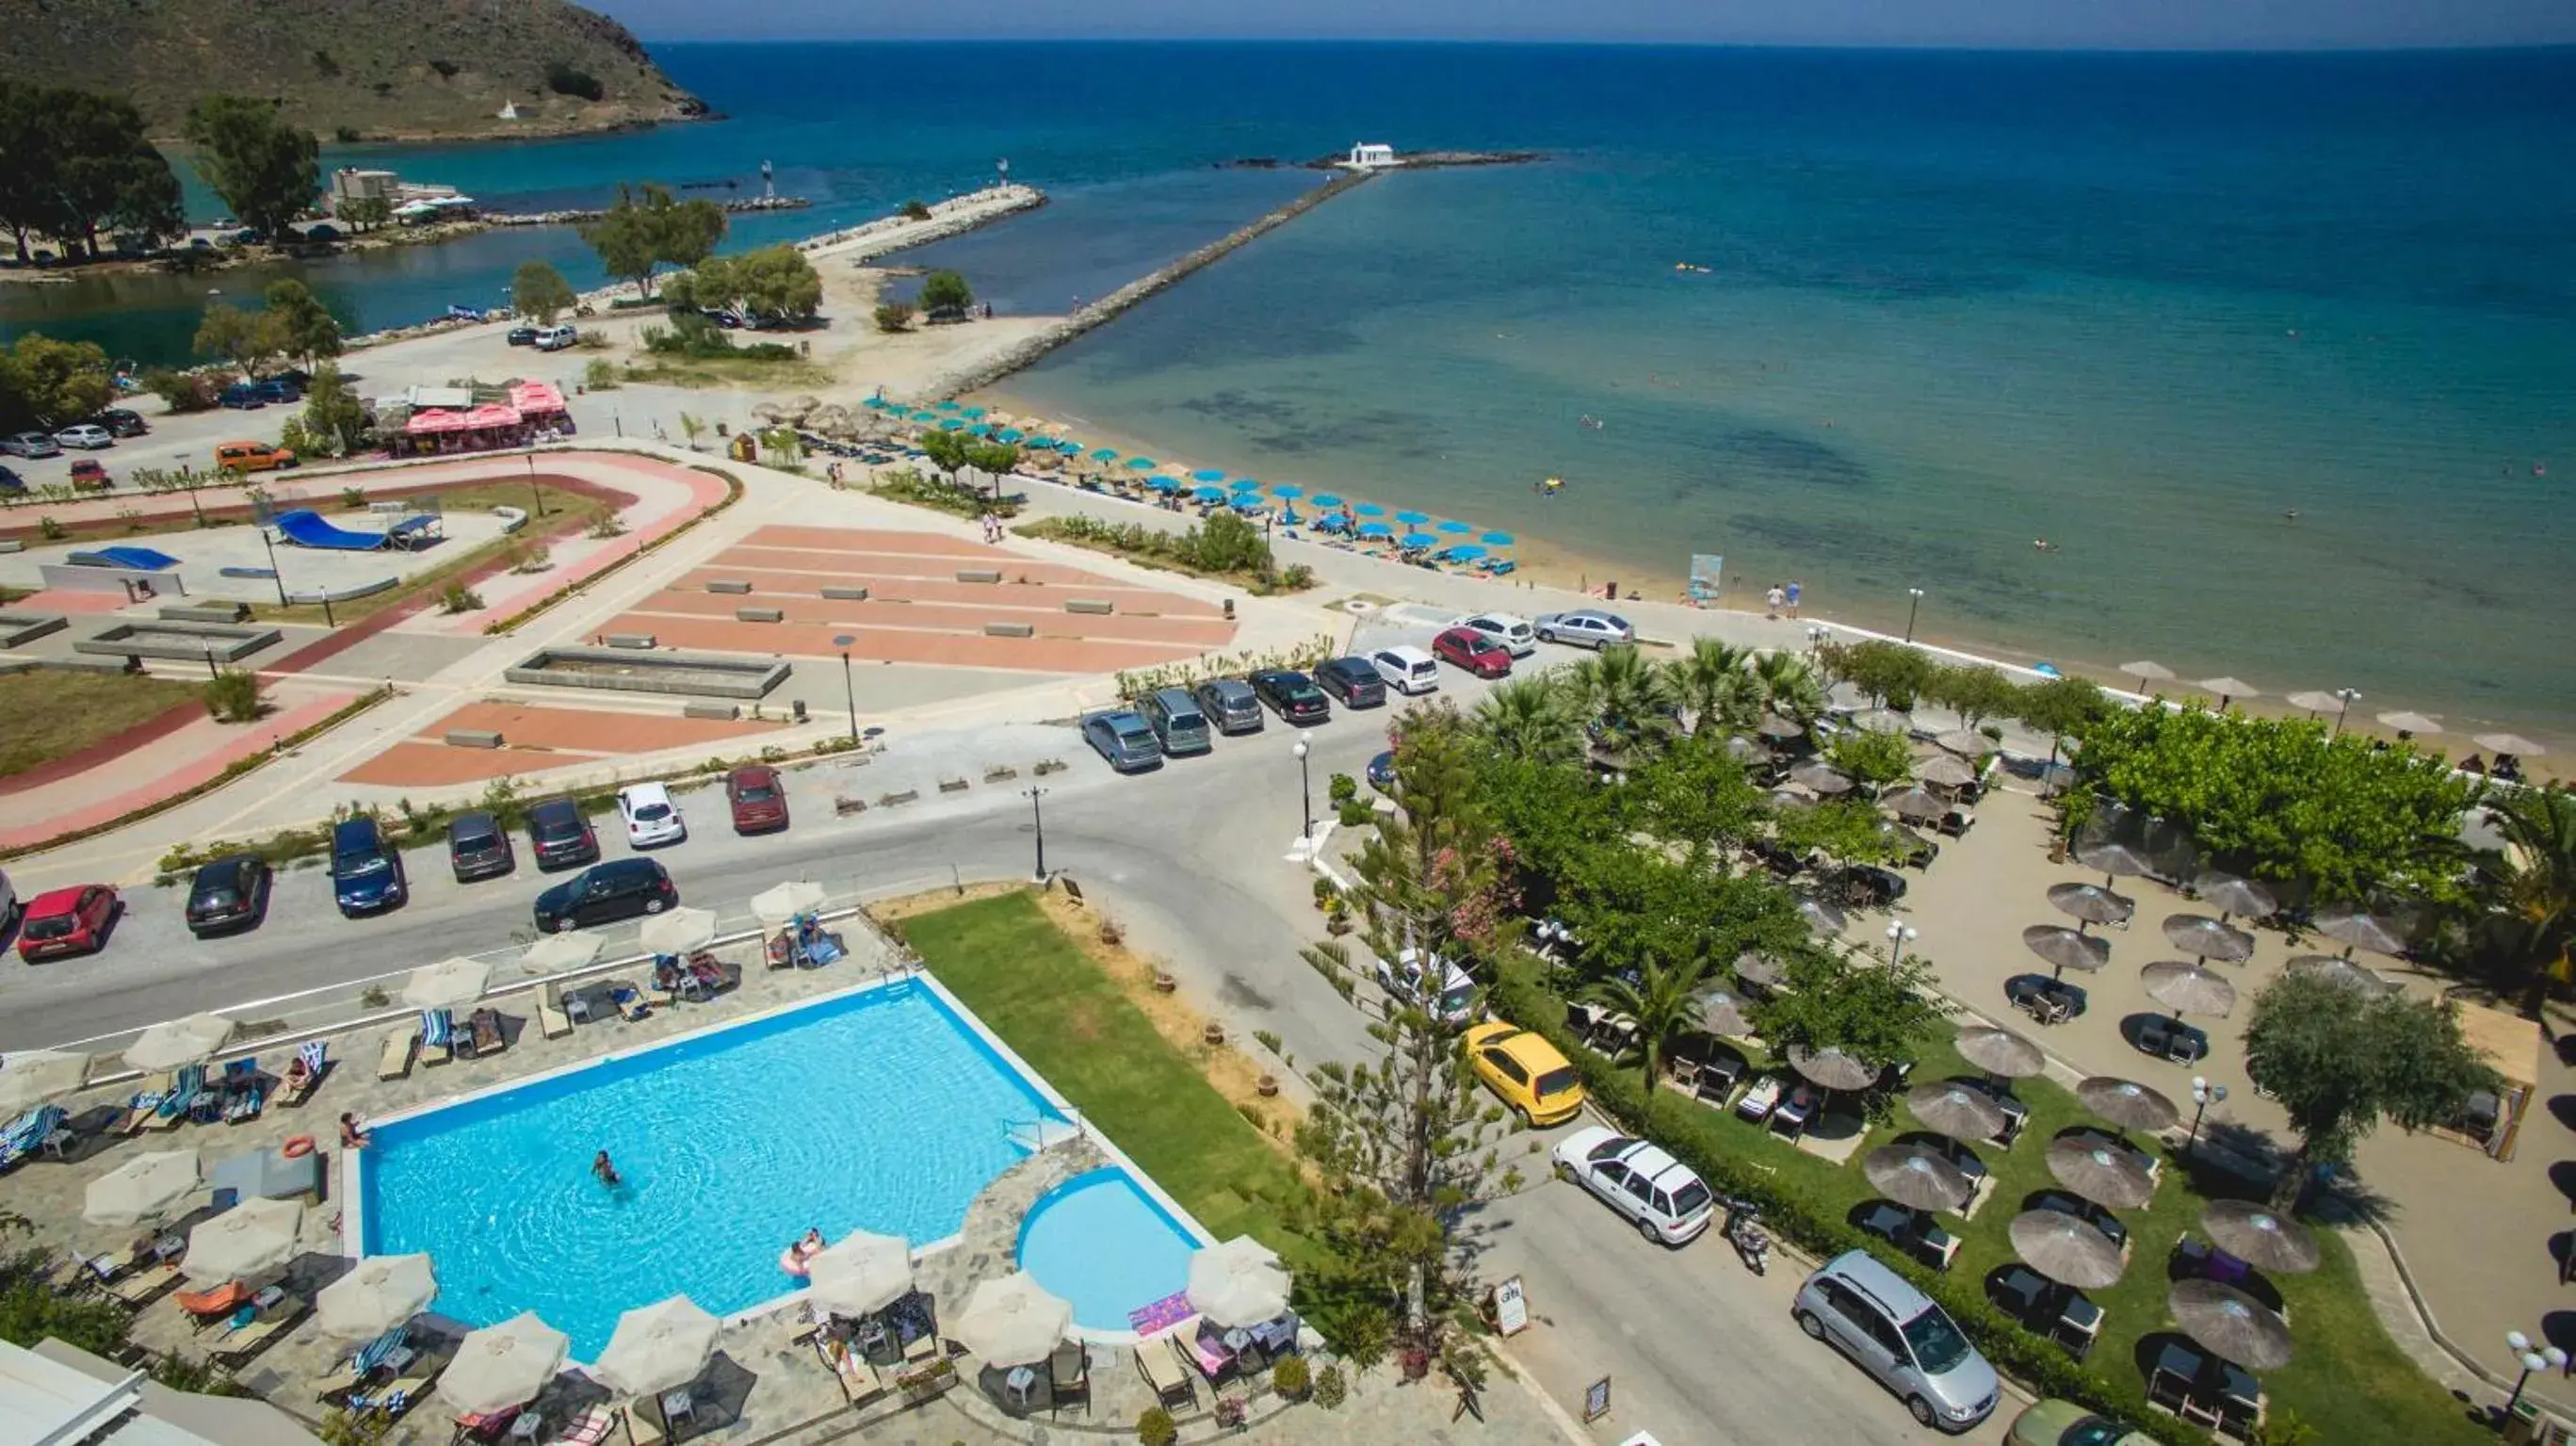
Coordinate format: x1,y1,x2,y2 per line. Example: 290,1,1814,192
5,43,2569,733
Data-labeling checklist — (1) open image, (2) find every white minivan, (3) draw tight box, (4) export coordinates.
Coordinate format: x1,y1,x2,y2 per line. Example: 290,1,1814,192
533,324,578,351
1369,645,1440,696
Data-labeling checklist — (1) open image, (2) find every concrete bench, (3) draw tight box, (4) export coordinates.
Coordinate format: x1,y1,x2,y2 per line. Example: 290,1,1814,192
684,702,741,721
877,788,920,807
820,585,870,601
984,621,1034,638
706,579,754,594
445,729,505,749
0,540,22,555
159,603,251,624
605,633,656,649
955,568,1003,584
1063,598,1115,615
736,607,784,623
938,776,970,793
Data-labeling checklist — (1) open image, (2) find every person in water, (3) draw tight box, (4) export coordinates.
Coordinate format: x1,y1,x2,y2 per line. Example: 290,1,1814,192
593,1150,621,1187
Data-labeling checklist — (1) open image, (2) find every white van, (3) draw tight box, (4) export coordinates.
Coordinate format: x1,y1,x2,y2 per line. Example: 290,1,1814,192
1369,645,1440,696
532,324,577,351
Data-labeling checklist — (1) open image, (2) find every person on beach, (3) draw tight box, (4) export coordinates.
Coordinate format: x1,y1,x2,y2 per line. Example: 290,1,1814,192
1765,584,1785,618
1786,580,1802,617
593,1150,622,1187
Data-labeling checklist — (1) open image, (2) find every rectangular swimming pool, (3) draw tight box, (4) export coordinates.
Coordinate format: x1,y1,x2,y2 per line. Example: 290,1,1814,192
357,978,1064,1356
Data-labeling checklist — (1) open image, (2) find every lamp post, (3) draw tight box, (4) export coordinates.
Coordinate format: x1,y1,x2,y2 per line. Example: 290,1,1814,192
831,635,858,745
1904,588,1925,643
1023,786,1048,883
2504,1331,2568,1421
2331,687,2360,738
526,450,547,518
1292,732,1314,843
1806,625,1828,655
2186,1075,2228,1157
1883,921,1918,966
255,526,290,607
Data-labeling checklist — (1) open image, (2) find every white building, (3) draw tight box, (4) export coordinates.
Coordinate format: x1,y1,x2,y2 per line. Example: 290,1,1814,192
1347,142,1398,170
0,1339,322,1446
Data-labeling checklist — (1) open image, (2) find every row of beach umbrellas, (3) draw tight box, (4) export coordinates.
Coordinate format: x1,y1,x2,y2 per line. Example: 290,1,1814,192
2119,662,2549,758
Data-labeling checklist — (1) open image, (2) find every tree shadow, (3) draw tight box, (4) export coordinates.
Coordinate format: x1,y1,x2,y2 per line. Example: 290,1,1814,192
2547,1161,2576,1208
2548,1093,2576,1132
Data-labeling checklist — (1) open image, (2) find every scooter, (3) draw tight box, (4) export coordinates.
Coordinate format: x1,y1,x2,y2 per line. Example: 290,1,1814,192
1722,1196,1771,1275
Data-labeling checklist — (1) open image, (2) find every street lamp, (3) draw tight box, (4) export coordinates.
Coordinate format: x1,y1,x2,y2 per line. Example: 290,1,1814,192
1904,588,1926,643
1806,625,1828,654
2504,1331,2568,1421
1292,732,1314,843
1023,786,1049,883
831,635,858,745
2186,1076,2228,1157
2331,687,2360,738
255,527,290,608
1883,921,1918,965
526,450,547,518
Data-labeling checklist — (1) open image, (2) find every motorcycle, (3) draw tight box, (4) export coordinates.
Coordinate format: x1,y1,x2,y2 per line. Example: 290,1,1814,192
1722,1196,1771,1275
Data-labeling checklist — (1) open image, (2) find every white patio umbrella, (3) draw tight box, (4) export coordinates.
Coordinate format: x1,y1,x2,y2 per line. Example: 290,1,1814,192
638,906,719,956
805,1230,915,1317
185,1196,303,1279
950,1272,1071,1368
520,931,603,975
443,1313,571,1415
0,1049,93,1113
750,881,828,932
124,1014,235,1072
84,1149,201,1227
591,1295,721,1398
316,1253,439,1339
1187,1237,1290,1328
400,957,492,1010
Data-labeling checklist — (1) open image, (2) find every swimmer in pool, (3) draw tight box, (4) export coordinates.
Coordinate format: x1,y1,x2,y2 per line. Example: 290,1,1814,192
593,1150,621,1187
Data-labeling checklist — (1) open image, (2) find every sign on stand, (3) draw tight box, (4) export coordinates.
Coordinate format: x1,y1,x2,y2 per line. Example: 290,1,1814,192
1582,1375,1613,1423
1491,1275,1529,1336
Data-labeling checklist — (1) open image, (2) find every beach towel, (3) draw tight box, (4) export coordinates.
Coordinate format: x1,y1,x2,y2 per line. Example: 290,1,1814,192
352,1325,407,1376
1127,1291,1195,1336
419,1010,454,1048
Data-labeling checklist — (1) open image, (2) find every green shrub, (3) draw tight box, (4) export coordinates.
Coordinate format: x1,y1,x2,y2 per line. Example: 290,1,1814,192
1312,1362,1347,1409
1272,1354,1311,1399
36,516,65,540
340,487,367,510
1135,1405,1177,1446
901,199,932,221
583,358,619,390
1327,772,1358,804
1337,799,1376,828
543,61,605,101
873,301,915,333
202,668,263,723
439,582,483,614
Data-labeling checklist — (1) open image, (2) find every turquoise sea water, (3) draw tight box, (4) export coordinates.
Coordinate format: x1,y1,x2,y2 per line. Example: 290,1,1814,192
7,43,2570,733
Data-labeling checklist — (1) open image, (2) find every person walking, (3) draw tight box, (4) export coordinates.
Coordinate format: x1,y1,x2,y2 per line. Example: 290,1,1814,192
1785,579,1802,617
1765,584,1786,619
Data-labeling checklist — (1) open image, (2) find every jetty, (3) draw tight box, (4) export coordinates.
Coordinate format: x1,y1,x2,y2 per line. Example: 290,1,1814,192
487,194,813,228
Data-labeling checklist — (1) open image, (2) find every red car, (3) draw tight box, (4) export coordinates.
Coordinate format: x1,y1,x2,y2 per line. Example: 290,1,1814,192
18,884,118,962
69,459,112,492
1433,626,1514,679
726,765,789,834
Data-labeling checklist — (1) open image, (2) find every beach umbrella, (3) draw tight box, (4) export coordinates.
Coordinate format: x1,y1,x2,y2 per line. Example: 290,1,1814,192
84,1149,201,1227
1906,1081,2007,1144
2375,710,2443,737
1310,493,1344,508
1863,1144,1972,1213
1089,447,1119,462
185,1196,303,1280
1481,530,1516,546
444,1314,571,1415
2143,960,2238,1019
401,957,492,1011
996,428,1024,443
1230,479,1261,494
2313,906,2408,959
805,1230,915,1317
1357,521,1394,539
125,1014,235,1072
1788,761,1855,795
1269,482,1302,498
950,1273,1072,1368
2168,1280,2293,1371
961,407,986,419
1757,713,1806,742
1851,708,1915,735
1795,895,1847,936
2162,913,2255,966
1193,485,1228,503
751,880,828,931
1788,1044,1877,1093
2077,1077,2179,1133
2047,1138,2155,1211
1444,544,1488,561
1694,986,1756,1038
1188,1237,1292,1328
1147,475,1180,493
1191,468,1226,482
1437,518,1474,534
2009,1210,2127,1292
2287,954,2395,995
638,906,719,956
967,424,993,437
935,400,960,413
2119,660,2177,690
1059,439,1086,453
1956,1025,2045,1080
1395,510,1431,525
2193,871,2277,924
2475,732,2547,757
2201,1200,2323,1275
316,1254,439,1339
521,931,603,975
593,1295,721,1398
1125,457,1157,471
2048,882,2135,932
2284,690,2345,716
2072,839,2156,887
937,418,965,431
0,1049,92,1113
1933,729,1997,759
2199,676,2260,707
1353,502,1387,516
1400,531,1438,549
1734,950,1791,992
1885,787,1948,824
2023,924,2111,979
908,411,938,423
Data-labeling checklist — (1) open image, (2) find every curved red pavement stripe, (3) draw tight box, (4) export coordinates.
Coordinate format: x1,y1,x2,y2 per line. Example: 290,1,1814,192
0,700,201,798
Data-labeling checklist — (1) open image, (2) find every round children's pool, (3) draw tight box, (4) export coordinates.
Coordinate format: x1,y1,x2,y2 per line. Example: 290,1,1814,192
1017,1167,1202,1332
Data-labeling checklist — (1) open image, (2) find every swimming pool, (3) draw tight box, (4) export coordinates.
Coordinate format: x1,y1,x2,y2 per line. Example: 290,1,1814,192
357,979,1065,1356
1017,1167,1203,1332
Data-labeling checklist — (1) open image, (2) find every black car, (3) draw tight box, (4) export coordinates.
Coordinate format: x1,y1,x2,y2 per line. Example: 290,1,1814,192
534,858,678,934
447,809,517,883
506,326,539,346
1314,657,1386,708
90,408,148,438
527,797,601,871
1367,751,1398,791
1248,669,1330,726
185,853,273,936
330,816,408,917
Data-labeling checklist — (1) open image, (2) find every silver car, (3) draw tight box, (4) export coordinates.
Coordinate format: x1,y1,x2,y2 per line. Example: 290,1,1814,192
1793,1250,1999,1432
2,431,62,459
1081,709,1165,773
1533,609,1634,649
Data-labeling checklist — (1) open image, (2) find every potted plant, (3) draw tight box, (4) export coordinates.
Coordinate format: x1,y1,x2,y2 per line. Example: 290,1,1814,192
1256,1073,1280,1097
1203,1021,1225,1046
1214,1394,1249,1430
1398,1344,1431,1380
1272,1355,1311,1402
1152,969,1178,993
1135,1406,1177,1446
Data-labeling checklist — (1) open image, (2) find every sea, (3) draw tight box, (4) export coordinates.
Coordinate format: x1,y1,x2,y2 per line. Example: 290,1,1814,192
6,43,2571,739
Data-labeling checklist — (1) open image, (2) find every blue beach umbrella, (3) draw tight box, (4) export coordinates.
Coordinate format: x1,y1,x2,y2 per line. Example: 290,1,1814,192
1191,468,1226,482
1147,475,1180,492
1437,519,1474,534
1445,544,1488,561
1357,521,1394,538
1059,439,1085,453
1317,510,1349,527
1353,503,1386,517
1481,530,1516,546
1126,457,1158,471
962,407,987,419
935,400,960,412
996,428,1024,443
1309,493,1343,509
938,419,965,431
1401,531,1438,549
909,411,938,422
1269,483,1302,498
1193,485,1228,503
1090,447,1120,461
968,424,993,437
1396,510,1431,526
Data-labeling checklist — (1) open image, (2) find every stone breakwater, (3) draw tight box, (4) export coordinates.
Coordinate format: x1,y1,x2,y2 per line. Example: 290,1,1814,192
486,195,814,227
924,170,1380,399
802,184,1047,264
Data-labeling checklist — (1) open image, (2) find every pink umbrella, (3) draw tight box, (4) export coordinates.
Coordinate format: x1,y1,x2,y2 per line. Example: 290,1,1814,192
462,404,523,430
508,382,566,414
405,410,467,434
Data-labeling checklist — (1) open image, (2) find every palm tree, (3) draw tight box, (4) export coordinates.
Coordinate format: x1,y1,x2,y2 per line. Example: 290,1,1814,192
1473,677,1583,766
1673,638,1758,736
1580,952,1717,1090
1571,644,1678,759
1751,650,1827,724
2478,787,2576,1018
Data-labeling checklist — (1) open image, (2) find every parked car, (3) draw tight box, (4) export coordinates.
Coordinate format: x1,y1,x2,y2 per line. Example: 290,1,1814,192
617,782,688,849
1551,1125,1718,1244
0,464,22,494
1367,750,1398,791
1433,626,1514,679
1376,947,1477,1025
527,796,601,871
1369,645,1440,697
184,854,270,937
1794,1250,2000,1432
217,383,266,410
1534,609,1636,649
1081,709,1165,773
68,459,111,491
533,324,577,351
533,858,678,934
213,441,298,474
1135,688,1212,756
18,884,118,962
1464,1021,1586,1127
726,765,790,834
1314,657,1387,708
54,424,113,450
1191,678,1264,735
91,409,147,438
2,431,62,458
1248,669,1330,726
329,816,408,917
506,326,539,346
251,378,302,405
446,809,517,883
1454,611,1538,657
2004,1401,2156,1446
0,868,15,932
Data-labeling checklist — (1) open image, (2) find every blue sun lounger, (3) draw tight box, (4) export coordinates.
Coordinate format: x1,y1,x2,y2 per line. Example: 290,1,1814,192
148,1064,208,1130
0,1105,68,1169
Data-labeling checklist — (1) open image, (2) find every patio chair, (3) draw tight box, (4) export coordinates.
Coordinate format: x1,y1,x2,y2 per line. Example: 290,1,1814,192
349,1360,441,1422
118,1075,174,1136
2164,1025,2209,1066
817,1336,887,1405
608,983,652,1022
147,1065,207,1131
462,1008,506,1057
1735,1073,1785,1122
2053,1293,2103,1360
1769,1084,1819,1138
179,1280,253,1331
1136,1337,1195,1407
1049,1340,1091,1416
1694,1051,1745,1107
1990,1264,2049,1322
536,986,573,1040
2135,1017,2174,1058
378,1025,418,1080
418,1010,455,1066
281,1042,329,1107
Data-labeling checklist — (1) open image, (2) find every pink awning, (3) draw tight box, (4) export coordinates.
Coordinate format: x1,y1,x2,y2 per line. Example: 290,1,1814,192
508,382,566,414
462,404,523,430
405,410,467,434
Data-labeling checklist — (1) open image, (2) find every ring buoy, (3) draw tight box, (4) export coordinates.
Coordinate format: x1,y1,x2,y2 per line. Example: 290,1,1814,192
283,1135,316,1159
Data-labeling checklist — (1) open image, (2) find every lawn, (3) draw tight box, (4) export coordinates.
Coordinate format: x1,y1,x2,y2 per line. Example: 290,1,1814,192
899,890,1320,1265
0,669,197,781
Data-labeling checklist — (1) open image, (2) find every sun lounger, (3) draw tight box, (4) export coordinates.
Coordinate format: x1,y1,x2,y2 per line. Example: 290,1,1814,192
180,1280,252,1329
608,983,651,1022
1049,1340,1090,1416
281,1041,329,1107
419,1010,455,1065
1136,1336,1195,1407
104,1259,181,1307
818,1336,887,1405
118,1076,174,1136
1182,1325,1237,1381
222,1062,265,1124
685,951,726,993
0,1105,67,1168
147,1065,208,1131
553,1405,617,1445
379,1024,419,1080
535,986,572,1040
212,1293,306,1364
350,1361,440,1422
452,1404,523,1441
462,1008,505,1057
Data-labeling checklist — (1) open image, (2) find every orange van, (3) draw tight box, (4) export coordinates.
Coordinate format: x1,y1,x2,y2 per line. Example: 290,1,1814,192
213,440,299,474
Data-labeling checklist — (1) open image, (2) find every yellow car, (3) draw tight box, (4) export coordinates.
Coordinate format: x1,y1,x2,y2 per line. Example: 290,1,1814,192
1465,1021,1586,1127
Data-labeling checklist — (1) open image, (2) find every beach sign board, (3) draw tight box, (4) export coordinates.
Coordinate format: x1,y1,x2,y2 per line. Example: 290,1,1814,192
1689,554,1724,603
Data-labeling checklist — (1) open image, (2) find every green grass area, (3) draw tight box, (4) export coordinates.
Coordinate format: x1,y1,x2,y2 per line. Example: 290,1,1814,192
899,890,1320,1263
0,670,196,781
255,482,605,626
619,354,836,391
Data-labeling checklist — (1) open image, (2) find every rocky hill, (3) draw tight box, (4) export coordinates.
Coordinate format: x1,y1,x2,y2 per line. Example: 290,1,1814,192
4,0,707,141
